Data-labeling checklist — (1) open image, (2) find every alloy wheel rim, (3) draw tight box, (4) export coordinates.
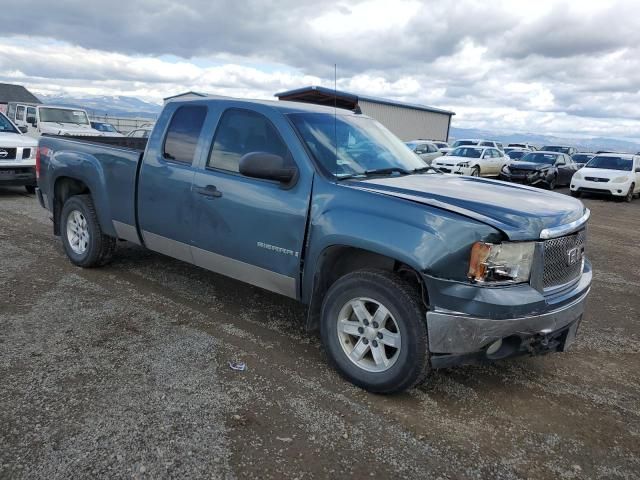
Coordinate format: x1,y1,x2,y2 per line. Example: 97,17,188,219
337,297,402,373
66,210,90,254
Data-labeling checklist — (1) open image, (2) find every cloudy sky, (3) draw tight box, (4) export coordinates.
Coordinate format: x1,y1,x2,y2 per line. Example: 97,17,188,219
1,0,639,137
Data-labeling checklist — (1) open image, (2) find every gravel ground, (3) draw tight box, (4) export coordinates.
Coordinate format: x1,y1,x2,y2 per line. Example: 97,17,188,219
0,186,639,479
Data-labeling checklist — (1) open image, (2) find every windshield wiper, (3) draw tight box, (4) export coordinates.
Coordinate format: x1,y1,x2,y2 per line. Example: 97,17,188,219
411,166,442,174
363,167,411,176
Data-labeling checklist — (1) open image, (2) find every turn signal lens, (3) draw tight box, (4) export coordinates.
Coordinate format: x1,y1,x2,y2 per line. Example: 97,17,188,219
468,242,492,281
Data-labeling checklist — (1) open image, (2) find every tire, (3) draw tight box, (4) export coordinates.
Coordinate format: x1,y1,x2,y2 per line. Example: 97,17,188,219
547,175,557,190
624,183,635,203
471,166,480,177
25,185,36,194
60,194,116,267
320,269,431,394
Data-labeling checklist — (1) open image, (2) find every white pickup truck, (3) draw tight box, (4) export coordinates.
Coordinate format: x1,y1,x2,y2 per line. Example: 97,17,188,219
6,103,101,138
0,111,38,193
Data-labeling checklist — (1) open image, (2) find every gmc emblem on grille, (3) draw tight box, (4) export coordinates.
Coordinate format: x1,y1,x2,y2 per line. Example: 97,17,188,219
567,247,581,266
0,149,8,158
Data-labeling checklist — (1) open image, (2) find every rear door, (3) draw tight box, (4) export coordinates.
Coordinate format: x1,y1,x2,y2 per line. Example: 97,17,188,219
137,103,208,262
190,106,313,298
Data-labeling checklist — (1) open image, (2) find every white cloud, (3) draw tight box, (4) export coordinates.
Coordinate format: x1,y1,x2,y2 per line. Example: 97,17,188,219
1,0,640,139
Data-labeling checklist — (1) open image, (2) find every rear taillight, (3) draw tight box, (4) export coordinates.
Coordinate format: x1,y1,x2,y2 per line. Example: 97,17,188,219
36,147,41,180
36,146,51,180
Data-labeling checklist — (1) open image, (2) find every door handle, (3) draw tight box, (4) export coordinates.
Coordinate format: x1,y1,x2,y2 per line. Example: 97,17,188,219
195,185,222,198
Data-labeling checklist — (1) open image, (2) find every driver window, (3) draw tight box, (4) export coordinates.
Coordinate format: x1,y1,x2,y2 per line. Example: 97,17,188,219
208,108,291,173
556,155,566,165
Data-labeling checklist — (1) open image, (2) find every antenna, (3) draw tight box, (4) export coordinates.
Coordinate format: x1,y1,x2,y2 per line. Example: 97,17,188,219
334,63,337,182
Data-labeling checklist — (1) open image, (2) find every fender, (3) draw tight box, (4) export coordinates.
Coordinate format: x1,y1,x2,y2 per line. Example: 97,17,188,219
50,150,117,238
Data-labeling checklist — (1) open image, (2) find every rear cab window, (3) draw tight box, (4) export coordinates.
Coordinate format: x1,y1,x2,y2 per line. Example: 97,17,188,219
163,105,208,164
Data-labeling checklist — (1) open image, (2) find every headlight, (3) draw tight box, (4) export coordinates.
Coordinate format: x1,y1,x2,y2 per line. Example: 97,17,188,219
502,165,510,174
613,176,629,183
468,241,535,284
457,161,470,167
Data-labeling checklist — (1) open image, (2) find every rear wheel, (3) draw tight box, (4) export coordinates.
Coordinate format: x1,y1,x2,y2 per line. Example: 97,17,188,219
60,194,116,267
625,183,635,202
320,269,431,394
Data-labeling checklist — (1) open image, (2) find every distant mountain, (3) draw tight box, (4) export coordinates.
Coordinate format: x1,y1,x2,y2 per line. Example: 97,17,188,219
37,94,162,119
450,127,640,154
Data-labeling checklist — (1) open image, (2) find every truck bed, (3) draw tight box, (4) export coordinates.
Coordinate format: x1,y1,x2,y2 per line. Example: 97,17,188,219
37,135,145,242
42,134,148,151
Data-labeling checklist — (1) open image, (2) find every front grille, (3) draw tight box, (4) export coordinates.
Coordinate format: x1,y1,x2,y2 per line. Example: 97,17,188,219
22,148,31,159
585,177,609,183
543,230,586,290
0,147,17,160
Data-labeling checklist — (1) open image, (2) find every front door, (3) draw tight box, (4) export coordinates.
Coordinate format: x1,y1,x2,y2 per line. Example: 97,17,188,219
556,154,576,185
190,107,312,298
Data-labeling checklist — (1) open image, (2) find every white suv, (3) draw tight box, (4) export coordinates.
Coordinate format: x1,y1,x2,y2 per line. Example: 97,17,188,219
7,103,101,138
0,112,38,193
570,153,640,202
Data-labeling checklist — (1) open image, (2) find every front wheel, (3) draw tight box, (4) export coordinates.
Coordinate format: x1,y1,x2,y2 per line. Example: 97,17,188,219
625,183,635,203
320,269,431,394
547,175,557,190
60,194,116,267
470,166,480,177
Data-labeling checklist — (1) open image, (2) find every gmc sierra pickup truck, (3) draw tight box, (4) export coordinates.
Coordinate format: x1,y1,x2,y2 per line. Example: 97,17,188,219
36,97,592,393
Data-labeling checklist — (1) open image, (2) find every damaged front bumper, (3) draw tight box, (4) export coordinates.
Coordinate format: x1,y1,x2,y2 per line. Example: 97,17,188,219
424,260,592,368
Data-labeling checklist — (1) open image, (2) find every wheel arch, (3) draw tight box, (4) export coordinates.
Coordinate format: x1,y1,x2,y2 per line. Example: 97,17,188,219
52,175,115,237
304,245,428,332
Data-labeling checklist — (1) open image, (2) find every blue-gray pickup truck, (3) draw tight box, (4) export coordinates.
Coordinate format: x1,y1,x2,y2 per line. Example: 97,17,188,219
36,97,592,393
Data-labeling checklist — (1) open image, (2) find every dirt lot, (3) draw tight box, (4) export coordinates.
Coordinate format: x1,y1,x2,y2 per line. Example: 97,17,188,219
0,186,638,479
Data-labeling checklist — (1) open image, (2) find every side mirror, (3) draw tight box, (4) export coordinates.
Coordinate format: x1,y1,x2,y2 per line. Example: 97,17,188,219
239,152,298,184
18,126,28,134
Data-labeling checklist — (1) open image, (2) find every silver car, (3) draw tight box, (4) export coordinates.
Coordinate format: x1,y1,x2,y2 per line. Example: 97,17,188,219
405,140,443,165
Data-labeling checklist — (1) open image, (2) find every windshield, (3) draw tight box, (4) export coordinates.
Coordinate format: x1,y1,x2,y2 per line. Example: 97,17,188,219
572,154,593,163
39,108,90,125
289,113,425,178
450,147,482,158
585,156,633,171
0,112,19,134
93,123,117,132
542,146,570,154
521,152,558,164
507,150,527,160
452,140,476,148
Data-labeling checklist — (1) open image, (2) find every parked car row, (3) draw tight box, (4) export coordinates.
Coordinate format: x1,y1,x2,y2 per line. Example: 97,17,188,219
405,138,638,202
5,102,153,139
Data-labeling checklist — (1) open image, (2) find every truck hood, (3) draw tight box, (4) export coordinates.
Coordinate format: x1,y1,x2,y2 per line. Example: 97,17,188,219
0,131,38,147
345,174,586,240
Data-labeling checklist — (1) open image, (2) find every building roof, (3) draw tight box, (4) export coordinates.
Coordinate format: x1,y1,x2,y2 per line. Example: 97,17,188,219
274,85,455,116
163,91,210,101
0,83,41,104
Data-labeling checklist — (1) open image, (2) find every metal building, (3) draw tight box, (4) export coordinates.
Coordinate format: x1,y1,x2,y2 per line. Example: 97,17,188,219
0,83,41,115
275,86,455,142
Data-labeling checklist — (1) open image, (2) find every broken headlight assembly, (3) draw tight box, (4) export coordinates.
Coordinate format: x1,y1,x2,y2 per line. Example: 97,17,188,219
467,241,535,284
